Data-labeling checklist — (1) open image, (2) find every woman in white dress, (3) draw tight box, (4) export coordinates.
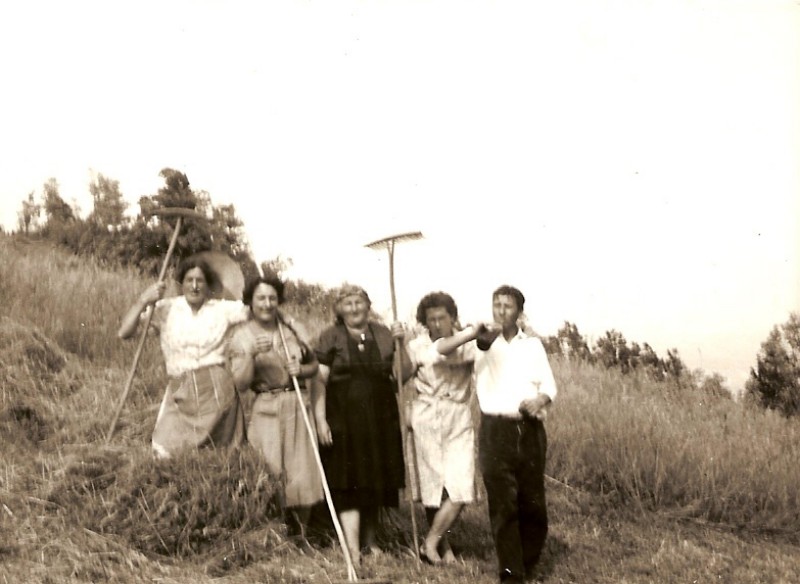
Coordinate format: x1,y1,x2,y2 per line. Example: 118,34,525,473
118,256,249,458
406,292,477,564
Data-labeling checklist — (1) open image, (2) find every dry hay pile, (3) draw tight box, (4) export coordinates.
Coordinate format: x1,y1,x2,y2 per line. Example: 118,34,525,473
90,448,282,557
0,314,152,449
0,316,71,447
2,445,290,581
23,445,289,577
0,313,306,577
0,316,68,391
0,315,117,454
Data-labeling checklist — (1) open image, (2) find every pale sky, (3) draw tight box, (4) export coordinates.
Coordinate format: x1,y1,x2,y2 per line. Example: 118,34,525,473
1,0,798,393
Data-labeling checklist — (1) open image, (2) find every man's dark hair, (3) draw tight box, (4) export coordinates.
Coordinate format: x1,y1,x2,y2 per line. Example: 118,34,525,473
492,285,525,312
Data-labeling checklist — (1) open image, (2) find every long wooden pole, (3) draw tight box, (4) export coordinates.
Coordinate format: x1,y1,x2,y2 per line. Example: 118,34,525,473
106,216,183,444
277,322,358,582
387,241,421,564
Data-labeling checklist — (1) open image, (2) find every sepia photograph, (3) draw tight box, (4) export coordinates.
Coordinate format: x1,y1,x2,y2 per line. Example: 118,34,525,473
1,1,798,582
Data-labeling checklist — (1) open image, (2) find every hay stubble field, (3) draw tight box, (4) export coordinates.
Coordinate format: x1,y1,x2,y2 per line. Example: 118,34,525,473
1,236,798,583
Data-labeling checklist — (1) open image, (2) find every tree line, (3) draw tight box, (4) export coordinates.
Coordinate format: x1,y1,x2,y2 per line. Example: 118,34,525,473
539,321,729,399
15,168,259,280
11,170,800,416
13,167,341,330
540,314,800,418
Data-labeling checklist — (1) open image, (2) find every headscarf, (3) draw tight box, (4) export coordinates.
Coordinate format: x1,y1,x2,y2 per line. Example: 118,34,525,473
333,284,371,323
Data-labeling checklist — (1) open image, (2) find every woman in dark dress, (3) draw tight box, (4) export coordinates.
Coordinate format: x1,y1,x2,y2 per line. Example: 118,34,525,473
314,284,412,565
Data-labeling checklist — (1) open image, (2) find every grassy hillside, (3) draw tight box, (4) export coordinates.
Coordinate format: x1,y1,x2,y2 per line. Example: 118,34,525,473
1,235,798,583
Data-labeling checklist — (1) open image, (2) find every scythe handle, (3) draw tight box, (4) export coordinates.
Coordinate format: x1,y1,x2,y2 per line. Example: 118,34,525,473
106,216,183,444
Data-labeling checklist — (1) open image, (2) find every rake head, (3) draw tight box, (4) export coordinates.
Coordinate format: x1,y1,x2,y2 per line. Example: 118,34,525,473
364,231,424,250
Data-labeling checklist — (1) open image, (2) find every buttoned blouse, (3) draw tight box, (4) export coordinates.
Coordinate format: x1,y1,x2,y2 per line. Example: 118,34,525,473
146,296,249,377
408,333,476,403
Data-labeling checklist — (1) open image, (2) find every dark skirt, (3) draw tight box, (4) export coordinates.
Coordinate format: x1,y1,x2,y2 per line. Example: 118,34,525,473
322,371,404,511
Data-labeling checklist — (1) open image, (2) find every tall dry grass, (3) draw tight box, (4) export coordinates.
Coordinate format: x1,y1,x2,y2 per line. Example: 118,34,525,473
548,358,800,535
4,235,800,536
1,238,152,364
2,234,800,583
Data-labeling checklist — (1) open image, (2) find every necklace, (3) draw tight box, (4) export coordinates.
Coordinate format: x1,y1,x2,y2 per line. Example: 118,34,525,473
345,326,368,352
357,332,367,352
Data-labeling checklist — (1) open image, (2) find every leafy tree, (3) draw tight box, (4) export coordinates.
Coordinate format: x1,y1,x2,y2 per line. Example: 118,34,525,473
88,173,127,227
637,342,664,381
541,335,561,356
17,191,41,235
135,168,209,270
210,204,245,253
22,167,258,289
662,348,686,382
543,321,592,360
132,168,257,278
42,178,74,225
41,178,78,246
594,330,632,372
260,256,294,279
560,321,592,360
697,371,730,400
153,168,195,211
746,313,800,417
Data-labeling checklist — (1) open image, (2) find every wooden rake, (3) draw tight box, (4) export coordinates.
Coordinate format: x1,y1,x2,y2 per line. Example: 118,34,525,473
106,207,205,444
364,230,423,564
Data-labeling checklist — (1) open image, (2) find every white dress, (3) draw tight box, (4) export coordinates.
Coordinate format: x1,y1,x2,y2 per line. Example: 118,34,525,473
408,333,477,507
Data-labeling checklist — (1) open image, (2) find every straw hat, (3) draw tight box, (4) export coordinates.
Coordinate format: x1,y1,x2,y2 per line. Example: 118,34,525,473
185,251,245,300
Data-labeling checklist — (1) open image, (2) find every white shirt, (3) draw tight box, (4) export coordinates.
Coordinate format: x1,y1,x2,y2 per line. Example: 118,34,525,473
408,333,476,403
146,296,249,377
475,329,557,418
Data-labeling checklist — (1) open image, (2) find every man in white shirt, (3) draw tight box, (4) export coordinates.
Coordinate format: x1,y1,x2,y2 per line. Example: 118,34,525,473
438,285,556,584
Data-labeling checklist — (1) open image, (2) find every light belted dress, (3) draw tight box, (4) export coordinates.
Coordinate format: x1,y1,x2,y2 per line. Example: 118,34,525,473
228,320,323,508
407,332,477,507
146,296,249,458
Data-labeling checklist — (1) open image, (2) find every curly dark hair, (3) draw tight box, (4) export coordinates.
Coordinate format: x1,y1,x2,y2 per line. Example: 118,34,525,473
242,275,286,306
415,291,458,326
492,285,525,312
175,257,216,288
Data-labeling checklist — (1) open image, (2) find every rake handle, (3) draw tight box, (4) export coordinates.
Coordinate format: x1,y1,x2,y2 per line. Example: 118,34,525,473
387,242,421,565
106,216,183,444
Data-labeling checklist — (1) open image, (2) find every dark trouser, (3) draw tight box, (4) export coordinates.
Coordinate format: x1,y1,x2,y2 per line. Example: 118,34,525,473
479,413,548,583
